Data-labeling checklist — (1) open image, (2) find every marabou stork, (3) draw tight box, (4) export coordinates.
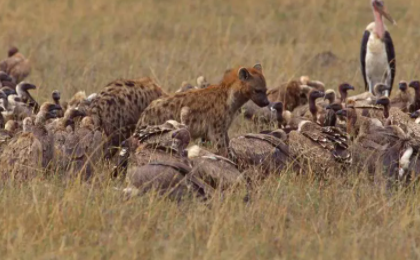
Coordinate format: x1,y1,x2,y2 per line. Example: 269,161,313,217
360,0,396,97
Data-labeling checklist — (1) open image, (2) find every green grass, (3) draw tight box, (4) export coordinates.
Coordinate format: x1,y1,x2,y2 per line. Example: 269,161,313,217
1,0,420,259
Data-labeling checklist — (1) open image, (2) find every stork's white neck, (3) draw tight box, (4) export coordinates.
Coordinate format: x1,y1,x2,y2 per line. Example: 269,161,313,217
373,9,385,39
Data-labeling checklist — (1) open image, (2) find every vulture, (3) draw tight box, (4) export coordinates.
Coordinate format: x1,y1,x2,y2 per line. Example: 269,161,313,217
187,145,243,190
323,83,355,105
287,119,351,177
229,131,295,177
347,83,390,103
292,89,325,124
123,161,211,201
408,81,420,113
5,94,33,121
376,97,420,139
0,71,14,88
124,127,211,200
48,108,87,173
324,103,344,127
300,76,326,91
0,47,31,84
390,81,412,112
176,82,197,93
0,103,61,182
336,105,412,179
16,82,39,113
242,101,288,128
51,90,64,118
114,107,191,178
196,76,210,89
63,116,104,180
267,80,312,111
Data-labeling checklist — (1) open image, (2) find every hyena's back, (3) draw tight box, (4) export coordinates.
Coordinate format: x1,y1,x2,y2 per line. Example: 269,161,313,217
139,87,230,138
89,77,166,145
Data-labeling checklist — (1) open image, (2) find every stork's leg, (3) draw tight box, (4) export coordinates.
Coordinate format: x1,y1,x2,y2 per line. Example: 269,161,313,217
367,77,374,94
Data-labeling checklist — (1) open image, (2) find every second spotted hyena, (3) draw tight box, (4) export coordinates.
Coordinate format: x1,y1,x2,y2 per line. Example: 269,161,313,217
138,64,269,153
88,77,166,148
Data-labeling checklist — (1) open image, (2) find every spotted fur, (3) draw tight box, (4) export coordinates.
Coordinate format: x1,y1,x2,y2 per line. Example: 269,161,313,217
88,77,166,147
138,64,269,153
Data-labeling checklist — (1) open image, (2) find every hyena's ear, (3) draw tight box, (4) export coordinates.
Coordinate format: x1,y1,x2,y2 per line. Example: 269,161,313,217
238,67,250,81
253,63,262,72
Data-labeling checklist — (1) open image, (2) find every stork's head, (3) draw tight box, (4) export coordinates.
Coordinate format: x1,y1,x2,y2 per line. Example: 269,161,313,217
372,0,396,25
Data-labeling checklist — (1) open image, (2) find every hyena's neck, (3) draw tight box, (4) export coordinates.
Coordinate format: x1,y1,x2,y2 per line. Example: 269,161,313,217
226,83,249,115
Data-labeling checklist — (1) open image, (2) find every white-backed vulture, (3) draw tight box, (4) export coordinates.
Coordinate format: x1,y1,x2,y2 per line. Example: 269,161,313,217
124,128,212,200
390,81,412,112
187,145,242,190
287,119,351,177
63,116,105,180
0,47,31,84
0,71,14,88
293,89,325,124
48,108,87,172
176,81,198,93
16,82,39,113
0,103,61,182
408,81,420,113
51,90,64,118
196,76,210,89
229,132,296,177
113,107,191,179
267,80,312,112
242,101,285,128
323,83,355,106
347,83,390,103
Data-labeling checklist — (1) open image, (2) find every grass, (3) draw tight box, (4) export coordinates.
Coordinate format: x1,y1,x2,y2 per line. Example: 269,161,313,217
1,0,420,259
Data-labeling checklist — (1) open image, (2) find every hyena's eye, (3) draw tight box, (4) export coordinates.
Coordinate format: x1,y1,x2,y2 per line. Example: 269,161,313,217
254,89,265,94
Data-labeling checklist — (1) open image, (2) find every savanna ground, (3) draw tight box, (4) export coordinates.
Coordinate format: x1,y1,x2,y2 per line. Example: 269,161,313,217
1,0,420,259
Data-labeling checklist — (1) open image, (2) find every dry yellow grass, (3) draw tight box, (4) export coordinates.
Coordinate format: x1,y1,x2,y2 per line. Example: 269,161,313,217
1,0,420,259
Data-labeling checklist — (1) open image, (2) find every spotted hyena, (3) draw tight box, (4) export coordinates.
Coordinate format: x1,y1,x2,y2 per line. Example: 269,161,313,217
138,64,269,153
88,77,166,148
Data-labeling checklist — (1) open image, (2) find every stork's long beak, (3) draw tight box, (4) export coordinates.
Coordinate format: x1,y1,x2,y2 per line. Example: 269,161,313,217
381,8,397,25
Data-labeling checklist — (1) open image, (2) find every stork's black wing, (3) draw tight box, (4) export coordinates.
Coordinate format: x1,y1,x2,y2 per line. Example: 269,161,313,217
360,30,370,92
384,31,396,95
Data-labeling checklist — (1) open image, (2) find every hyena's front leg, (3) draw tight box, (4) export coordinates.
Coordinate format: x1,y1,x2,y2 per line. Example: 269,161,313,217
211,131,229,157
